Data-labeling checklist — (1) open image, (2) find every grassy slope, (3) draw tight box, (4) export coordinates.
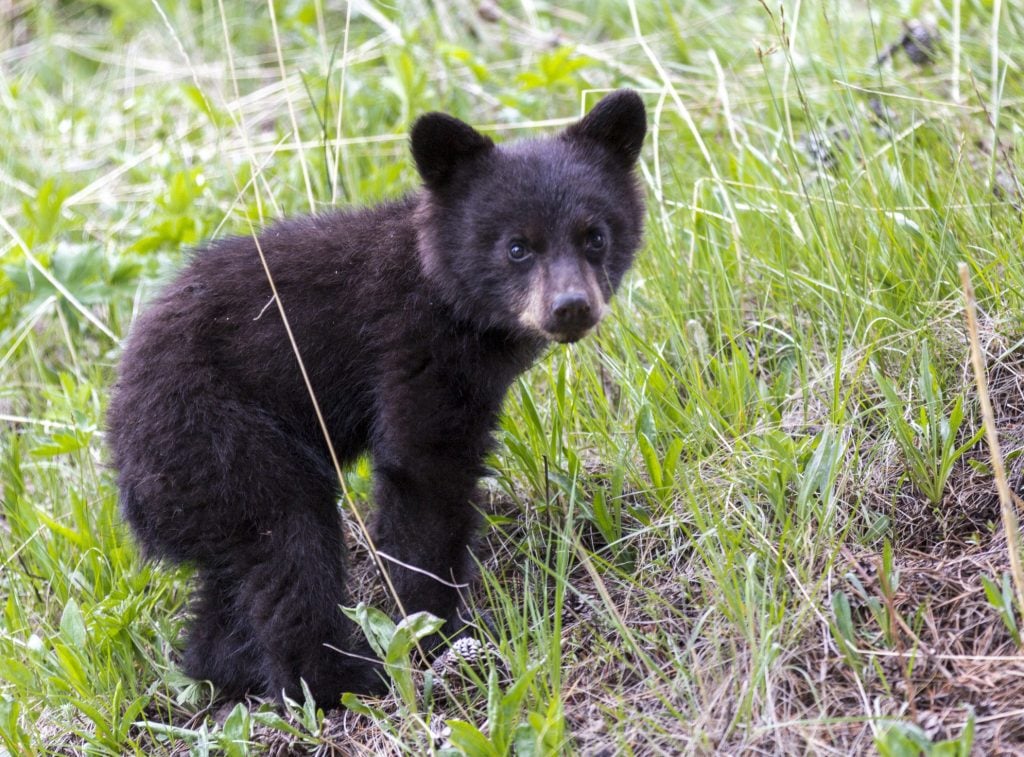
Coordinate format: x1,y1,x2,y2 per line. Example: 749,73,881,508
2,0,1023,754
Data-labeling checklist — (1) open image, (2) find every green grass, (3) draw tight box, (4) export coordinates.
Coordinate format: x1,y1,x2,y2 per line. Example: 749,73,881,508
2,0,1024,753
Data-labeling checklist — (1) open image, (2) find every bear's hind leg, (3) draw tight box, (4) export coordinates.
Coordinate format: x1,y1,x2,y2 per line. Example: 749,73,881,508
234,500,387,703
182,569,264,698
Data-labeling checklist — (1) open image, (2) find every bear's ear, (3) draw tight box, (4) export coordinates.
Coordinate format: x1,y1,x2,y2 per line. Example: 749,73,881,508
411,113,495,189
564,89,646,168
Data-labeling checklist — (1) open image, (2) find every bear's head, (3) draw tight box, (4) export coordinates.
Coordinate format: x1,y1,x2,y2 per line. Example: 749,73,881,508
412,90,646,344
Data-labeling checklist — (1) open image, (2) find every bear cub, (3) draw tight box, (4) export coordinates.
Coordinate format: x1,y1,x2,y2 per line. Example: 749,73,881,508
107,90,646,703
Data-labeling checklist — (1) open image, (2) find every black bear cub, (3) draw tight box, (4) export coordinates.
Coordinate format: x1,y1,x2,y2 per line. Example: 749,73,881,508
107,90,646,703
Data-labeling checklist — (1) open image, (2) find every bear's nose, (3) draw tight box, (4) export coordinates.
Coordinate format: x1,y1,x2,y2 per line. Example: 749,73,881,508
551,291,592,331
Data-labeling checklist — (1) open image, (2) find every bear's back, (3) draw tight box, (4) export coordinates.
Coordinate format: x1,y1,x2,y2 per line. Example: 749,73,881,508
107,197,425,487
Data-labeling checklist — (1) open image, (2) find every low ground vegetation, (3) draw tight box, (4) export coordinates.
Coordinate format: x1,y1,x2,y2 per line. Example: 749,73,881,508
2,0,1024,753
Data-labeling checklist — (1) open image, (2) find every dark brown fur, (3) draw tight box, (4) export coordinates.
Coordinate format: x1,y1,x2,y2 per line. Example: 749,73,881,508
107,90,646,703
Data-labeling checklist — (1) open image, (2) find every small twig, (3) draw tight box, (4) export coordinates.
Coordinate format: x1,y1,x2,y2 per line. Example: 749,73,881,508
959,262,1024,638
374,551,469,590
16,554,46,607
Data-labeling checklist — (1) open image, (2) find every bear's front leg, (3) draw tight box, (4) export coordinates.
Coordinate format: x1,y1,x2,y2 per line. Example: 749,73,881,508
367,348,510,648
370,456,484,645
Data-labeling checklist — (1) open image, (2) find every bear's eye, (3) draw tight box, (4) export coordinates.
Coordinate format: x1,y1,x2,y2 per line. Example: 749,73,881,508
584,229,606,252
508,241,531,263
